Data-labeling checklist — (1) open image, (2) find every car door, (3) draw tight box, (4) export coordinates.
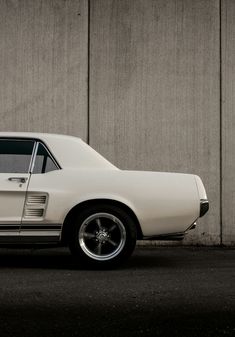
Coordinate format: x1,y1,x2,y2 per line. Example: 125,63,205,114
20,141,62,242
0,139,35,236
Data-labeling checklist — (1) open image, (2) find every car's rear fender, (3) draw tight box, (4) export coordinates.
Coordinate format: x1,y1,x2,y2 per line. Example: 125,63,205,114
26,169,201,238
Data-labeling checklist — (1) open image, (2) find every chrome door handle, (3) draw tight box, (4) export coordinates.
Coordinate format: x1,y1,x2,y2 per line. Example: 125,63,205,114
8,177,28,183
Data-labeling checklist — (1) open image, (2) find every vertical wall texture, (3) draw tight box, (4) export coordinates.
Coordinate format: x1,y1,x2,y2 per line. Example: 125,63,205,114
0,0,234,245
0,0,88,140
90,0,220,244
222,0,235,244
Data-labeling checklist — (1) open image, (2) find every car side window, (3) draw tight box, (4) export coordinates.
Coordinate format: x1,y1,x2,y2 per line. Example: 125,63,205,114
0,139,35,173
33,143,58,174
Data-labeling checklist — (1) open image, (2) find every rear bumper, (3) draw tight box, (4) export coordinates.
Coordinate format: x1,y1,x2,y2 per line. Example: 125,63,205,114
200,199,209,217
142,232,185,241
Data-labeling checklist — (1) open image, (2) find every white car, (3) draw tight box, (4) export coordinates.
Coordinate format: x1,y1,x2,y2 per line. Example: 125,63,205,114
0,132,209,267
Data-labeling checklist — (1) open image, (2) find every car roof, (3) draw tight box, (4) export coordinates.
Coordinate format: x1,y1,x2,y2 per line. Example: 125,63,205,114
0,132,117,170
0,131,81,141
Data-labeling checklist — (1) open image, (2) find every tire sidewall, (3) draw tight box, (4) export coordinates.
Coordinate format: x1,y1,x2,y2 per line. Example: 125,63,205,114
69,204,137,268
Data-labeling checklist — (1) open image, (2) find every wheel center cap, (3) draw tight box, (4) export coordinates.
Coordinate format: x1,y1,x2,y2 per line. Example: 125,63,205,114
97,231,108,242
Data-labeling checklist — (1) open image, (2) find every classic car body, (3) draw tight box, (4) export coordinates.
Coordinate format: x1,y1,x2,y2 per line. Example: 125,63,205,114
0,132,209,266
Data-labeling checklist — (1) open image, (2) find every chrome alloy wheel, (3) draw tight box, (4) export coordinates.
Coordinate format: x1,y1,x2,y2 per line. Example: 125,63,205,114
79,212,127,261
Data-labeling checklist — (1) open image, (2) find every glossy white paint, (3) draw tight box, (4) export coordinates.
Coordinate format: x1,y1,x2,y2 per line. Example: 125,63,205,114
27,169,202,237
0,173,30,225
0,132,208,240
0,132,116,169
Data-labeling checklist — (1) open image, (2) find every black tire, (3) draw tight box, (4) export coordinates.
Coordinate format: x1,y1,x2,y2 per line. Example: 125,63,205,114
68,203,137,268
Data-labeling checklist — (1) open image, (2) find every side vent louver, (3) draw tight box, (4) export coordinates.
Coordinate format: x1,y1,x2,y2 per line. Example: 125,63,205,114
27,195,47,205
24,209,44,217
24,194,48,219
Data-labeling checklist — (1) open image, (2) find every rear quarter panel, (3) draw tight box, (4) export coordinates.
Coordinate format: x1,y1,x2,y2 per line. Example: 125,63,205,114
26,169,200,237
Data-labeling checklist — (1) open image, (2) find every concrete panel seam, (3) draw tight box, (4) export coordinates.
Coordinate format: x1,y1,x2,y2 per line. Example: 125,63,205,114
87,0,91,144
219,0,222,245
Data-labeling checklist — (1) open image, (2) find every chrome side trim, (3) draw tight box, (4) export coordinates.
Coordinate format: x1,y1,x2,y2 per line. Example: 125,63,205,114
38,142,61,170
29,141,61,173
185,220,198,232
143,232,185,241
0,223,62,243
29,141,39,173
21,224,62,230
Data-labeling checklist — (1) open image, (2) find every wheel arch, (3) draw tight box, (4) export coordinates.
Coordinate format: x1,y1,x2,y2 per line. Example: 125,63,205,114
61,198,143,243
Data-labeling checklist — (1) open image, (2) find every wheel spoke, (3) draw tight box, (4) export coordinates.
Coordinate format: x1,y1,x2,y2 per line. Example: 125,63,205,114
83,232,96,239
95,242,102,255
96,218,102,230
108,224,117,233
107,238,118,247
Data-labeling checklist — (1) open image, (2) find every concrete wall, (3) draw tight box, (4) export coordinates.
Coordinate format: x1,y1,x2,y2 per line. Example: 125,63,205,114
222,0,235,245
0,0,88,139
0,0,233,245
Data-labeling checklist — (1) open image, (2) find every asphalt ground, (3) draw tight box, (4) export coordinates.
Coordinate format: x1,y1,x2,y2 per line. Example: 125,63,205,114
0,246,234,337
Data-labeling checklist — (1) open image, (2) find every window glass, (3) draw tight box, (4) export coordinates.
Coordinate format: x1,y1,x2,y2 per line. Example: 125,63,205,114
33,143,58,173
0,140,34,173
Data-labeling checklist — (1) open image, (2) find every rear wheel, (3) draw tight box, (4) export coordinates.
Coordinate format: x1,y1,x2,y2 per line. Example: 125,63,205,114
68,204,137,268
